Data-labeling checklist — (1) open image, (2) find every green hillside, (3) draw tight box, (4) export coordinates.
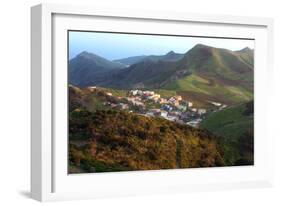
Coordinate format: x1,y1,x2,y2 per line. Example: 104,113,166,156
161,45,253,107
176,44,253,83
164,73,253,107
200,101,254,165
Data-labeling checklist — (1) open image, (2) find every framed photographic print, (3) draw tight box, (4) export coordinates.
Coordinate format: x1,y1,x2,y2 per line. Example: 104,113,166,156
31,3,274,201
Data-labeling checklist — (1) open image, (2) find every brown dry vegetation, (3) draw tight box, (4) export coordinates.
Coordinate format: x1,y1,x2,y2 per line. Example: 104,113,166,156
69,109,225,173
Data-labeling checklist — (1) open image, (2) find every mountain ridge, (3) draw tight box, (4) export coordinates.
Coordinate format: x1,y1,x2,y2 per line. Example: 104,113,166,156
69,44,254,106
113,50,184,66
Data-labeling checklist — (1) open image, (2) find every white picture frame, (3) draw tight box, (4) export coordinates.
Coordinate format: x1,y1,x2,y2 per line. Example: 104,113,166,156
31,3,274,202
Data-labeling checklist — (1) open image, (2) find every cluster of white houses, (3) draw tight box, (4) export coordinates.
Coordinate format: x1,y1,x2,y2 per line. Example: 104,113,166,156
127,89,208,127
130,90,164,104
129,89,195,111
87,87,227,128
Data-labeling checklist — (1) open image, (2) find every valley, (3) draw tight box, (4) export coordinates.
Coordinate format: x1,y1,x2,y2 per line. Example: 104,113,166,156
68,41,254,173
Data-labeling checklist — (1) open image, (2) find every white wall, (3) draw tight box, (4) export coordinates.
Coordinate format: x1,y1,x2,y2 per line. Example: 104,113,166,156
0,0,280,205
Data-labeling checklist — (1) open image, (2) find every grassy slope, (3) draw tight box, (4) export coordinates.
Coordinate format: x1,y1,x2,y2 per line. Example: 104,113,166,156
102,88,128,97
163,74,253,107
200,103,253,139
152,89,177,98
159,46,253,107
200,102,253,165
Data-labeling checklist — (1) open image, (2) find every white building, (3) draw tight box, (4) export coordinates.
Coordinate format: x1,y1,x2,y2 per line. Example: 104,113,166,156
219,104,228,110
88,86,97,92
191,108,197,112
177,104,187,111
174,95,182,101
149,109,161,114
143,91,155,96
130,90,139,96
187,101,193,107
164,116,177,122
159,98,168,104
208,101,222,107
126,97,144,107
160,110,168,118
137,90,143,95
198,109,207,115
118,103,129,110
186,118,202,127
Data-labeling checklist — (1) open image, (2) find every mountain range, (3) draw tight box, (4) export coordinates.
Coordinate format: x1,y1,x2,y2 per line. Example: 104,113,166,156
69,44,254,107
113,50,184,66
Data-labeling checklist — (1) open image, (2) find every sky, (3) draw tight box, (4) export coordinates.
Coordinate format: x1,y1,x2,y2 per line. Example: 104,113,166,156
68,31,254,60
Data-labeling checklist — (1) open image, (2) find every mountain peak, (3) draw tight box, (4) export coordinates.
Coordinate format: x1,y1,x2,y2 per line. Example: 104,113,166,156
77,51,96,58
183,44,214,57
79,51,90,55
69,51,126,86
166,50,176,55
193,44,212,50
238,47,253,52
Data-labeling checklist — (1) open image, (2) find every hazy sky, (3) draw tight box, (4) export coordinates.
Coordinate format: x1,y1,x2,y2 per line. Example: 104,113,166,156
69,31,254,60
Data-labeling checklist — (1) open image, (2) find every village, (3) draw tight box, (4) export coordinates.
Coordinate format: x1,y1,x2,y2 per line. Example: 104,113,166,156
88,86,227,128
123,90,202,127
101,90,223,127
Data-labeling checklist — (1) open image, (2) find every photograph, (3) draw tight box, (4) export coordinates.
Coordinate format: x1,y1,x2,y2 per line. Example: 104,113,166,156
68,31,254,174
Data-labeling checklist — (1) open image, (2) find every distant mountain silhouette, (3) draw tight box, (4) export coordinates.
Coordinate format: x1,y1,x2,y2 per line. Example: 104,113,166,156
69,51,126,86
113,51,184,66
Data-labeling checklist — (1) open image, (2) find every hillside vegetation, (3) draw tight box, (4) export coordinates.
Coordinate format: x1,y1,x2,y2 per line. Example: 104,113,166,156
200,101,254,165
69,109,225,173
69,85,128,112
